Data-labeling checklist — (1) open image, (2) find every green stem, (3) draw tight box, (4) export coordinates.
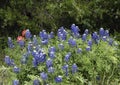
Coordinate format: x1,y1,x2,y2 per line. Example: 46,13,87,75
106,66,115,85
102,72,106,85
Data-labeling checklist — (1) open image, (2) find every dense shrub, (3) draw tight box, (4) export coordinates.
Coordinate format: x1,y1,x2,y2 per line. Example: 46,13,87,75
1,24,120,85
0,0,120,36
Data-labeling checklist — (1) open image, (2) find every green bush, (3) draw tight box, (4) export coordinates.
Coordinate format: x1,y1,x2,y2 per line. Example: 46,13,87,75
2,26,120,85
0,0,120,37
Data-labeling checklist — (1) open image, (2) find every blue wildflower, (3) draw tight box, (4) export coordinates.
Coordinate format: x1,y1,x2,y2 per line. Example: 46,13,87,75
84,29,89,35
88,40,92,47
57,27,67,40
41,39,48,45
55,76,62,83
71,24,80,37
33,79,40,85
77,48,82,53
40,72,47,80
49,47,56,53
18,40,24,47
13,80,19,85
72,63,78,74
48,67,54,73
4,56,14,66
27,42,33,53
39,53,46,63
104,30,109,37
64,52,71,62
7,37,14,48
99,28,105,37
62,64,69,76
109,38,113,46
102,36,107,41
86,46,91,51
39,30,48,40
25,29,32,39
82,34,87,41
33,35,38,46
58,43,64,50
13,66,20,73
92,32,99,44
68,37,77,47
49,51,55,59
49,32,54,39
46,59,53,68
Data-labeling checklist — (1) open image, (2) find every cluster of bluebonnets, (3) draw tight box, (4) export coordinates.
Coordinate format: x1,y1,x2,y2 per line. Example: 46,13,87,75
5,24,117,85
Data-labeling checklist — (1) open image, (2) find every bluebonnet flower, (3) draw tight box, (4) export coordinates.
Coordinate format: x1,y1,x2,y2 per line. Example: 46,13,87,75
25,29,32,39
41,39,48,45
18,40,24,47
5,56,11,66
4,56,14,66
71,24,80,38
49,47,56,53
88,40,92,47
55,76,62,83
32,50,37,57
92,32,99,44
32,51,46,67
36,45,41,51
39,30,48,40
49,51,55,59
58,43,64,50
48,32,54,39
82,34,87,41
84,29,89,35
57,27,67,40
68,37,77,47
46,59,53,68
7,37,14,48
102,36,107,41
72,63,78,74
27,41,33,53
99,28,104,37
86,46,91,51
33,79,40,85
13,80,19,85
92,32,98,40
40,72,48,80
48,47,56,59
64,52,71,62
77,48,82,53
62,64,69,76
104,30,109,37
39,30,49,45
109,38,113,46
13,66,20,73
48,67,54,73
33,35,38,46
38,53,46,63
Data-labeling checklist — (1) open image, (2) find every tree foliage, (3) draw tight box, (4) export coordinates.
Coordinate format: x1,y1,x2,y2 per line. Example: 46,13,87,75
0,0,120,36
